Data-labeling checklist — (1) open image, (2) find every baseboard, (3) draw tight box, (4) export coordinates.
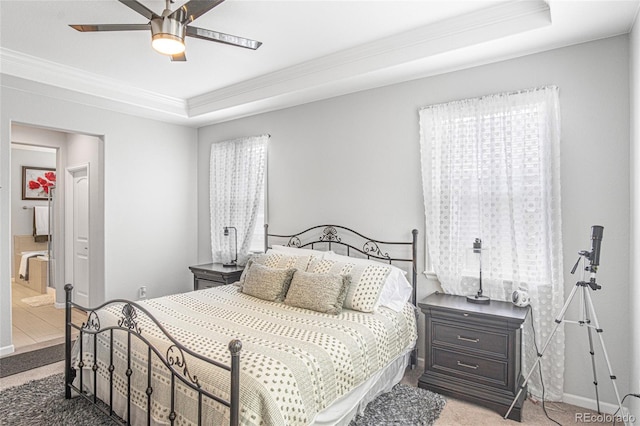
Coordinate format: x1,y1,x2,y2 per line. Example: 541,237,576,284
0,344,15,357
54,302,64,309
563,392,630,418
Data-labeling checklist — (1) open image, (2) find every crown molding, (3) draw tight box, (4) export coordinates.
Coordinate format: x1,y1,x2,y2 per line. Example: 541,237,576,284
187,0,551,119
0,1,550,127
0,47,187,120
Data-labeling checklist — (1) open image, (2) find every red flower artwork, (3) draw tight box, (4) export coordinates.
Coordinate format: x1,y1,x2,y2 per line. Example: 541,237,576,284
23,167,56,199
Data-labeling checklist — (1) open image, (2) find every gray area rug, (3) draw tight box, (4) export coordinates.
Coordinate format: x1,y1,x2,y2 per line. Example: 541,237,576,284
0,343,65,378
0,374,445,425
0,374,114,425
350,384,446,426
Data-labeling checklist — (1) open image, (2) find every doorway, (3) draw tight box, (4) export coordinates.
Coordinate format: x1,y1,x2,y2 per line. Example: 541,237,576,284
7,123,103,355
9,143,60,349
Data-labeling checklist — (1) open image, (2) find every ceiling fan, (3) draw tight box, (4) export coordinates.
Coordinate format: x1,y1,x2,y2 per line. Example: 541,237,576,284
70,0,262,61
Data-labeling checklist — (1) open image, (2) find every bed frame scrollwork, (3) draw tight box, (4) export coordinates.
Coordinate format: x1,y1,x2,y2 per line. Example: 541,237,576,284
64,284,242,425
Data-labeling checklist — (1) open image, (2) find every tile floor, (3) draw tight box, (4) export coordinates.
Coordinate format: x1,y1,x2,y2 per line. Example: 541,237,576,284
9,281,84,353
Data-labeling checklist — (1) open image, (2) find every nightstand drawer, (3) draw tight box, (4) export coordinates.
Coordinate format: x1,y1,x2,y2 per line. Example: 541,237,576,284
197,270,227,282
196,279,224,290
431,347,508,388
433,322,509,358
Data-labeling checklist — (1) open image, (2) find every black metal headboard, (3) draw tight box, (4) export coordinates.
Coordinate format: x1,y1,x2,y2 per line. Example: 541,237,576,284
264,224,419,305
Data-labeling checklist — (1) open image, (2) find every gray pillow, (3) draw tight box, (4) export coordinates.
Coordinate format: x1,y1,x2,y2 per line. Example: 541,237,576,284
236,258,254,288
241,262,295,302
284,270,351,315
237,252,312,288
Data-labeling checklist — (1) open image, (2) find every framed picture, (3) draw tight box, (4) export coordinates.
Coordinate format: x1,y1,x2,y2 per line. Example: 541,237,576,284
22,166,56,200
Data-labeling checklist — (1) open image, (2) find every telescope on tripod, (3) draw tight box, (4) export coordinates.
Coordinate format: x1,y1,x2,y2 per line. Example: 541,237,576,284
504,225,628,425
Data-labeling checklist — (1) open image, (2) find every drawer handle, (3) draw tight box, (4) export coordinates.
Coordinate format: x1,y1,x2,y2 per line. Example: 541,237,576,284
457,361,479,370
457,335,480,343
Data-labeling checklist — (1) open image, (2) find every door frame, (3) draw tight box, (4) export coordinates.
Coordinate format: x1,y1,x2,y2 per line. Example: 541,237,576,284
65,163,90,306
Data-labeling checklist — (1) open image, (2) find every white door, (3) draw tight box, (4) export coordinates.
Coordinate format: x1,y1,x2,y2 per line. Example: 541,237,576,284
71,168,90,306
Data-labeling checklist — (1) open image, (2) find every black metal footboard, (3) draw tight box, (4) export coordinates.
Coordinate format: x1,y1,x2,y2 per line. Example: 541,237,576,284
64,284,241,426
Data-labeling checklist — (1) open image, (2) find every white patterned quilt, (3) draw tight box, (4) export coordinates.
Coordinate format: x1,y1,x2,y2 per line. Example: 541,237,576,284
73,285,417,425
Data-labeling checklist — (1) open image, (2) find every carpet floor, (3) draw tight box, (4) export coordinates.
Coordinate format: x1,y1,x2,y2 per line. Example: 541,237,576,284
0,373,446,425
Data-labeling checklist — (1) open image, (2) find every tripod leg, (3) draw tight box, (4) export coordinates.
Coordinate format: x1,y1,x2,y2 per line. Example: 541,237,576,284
504,284,580,420
583,287,601,413
583,289,627,425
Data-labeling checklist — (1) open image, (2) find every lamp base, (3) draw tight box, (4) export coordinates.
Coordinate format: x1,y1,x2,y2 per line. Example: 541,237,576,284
222,262,237,267
467,294,490,304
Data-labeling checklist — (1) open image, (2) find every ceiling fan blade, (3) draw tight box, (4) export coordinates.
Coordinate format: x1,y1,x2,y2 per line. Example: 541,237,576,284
186,26,262,50
118,0,159,20
70,23,150,32
171,52,187,62
170,0,225,24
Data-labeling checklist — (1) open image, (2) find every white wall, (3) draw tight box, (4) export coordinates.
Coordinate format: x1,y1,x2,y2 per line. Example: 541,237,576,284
197,35,632,410
0,76,198,355
629,13,640,424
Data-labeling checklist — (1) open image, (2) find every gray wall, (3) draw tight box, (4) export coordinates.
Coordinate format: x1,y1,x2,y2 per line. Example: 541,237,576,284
197,35,632,409
0,78,198,355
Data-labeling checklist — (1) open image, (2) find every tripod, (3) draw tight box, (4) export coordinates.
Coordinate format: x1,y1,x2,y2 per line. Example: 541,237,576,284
504,258,627,424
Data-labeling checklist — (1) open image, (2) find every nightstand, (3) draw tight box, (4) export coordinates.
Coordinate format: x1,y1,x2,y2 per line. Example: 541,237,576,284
418,292,529,421
189,263,244,291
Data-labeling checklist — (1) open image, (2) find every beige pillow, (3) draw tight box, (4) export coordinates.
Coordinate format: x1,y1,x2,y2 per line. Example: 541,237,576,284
255,251,314,270
307,258,391,313
284,270,351,315
241,262,295,302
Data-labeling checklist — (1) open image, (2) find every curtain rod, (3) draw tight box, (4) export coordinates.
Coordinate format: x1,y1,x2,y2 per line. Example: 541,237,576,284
419,85,558,112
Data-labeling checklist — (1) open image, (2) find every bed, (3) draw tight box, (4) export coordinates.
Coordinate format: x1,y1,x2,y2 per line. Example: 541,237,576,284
65,225,419,425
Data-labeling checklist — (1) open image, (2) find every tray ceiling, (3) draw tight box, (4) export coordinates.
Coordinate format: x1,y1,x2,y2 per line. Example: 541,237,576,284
1,0,638,126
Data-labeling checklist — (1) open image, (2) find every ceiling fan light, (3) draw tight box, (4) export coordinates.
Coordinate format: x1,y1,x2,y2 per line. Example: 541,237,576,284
152,33,185,55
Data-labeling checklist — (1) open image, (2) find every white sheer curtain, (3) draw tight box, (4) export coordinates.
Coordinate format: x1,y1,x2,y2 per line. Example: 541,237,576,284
210,134,268,265
419,86,565,400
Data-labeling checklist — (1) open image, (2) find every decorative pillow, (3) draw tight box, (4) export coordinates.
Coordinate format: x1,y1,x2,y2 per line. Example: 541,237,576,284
323,252,412,312
241,262,295,302
284,270,351,315
256,251,314,270
307,259,391,313
270,245,333,259
238,252,313,287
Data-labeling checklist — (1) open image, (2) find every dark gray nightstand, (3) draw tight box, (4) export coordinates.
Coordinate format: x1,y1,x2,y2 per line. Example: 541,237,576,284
189,263,244,291
418,292,529,421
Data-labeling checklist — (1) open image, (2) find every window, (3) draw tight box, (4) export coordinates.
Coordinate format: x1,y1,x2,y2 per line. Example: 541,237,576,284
419,87,565,400
209,134,269,264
